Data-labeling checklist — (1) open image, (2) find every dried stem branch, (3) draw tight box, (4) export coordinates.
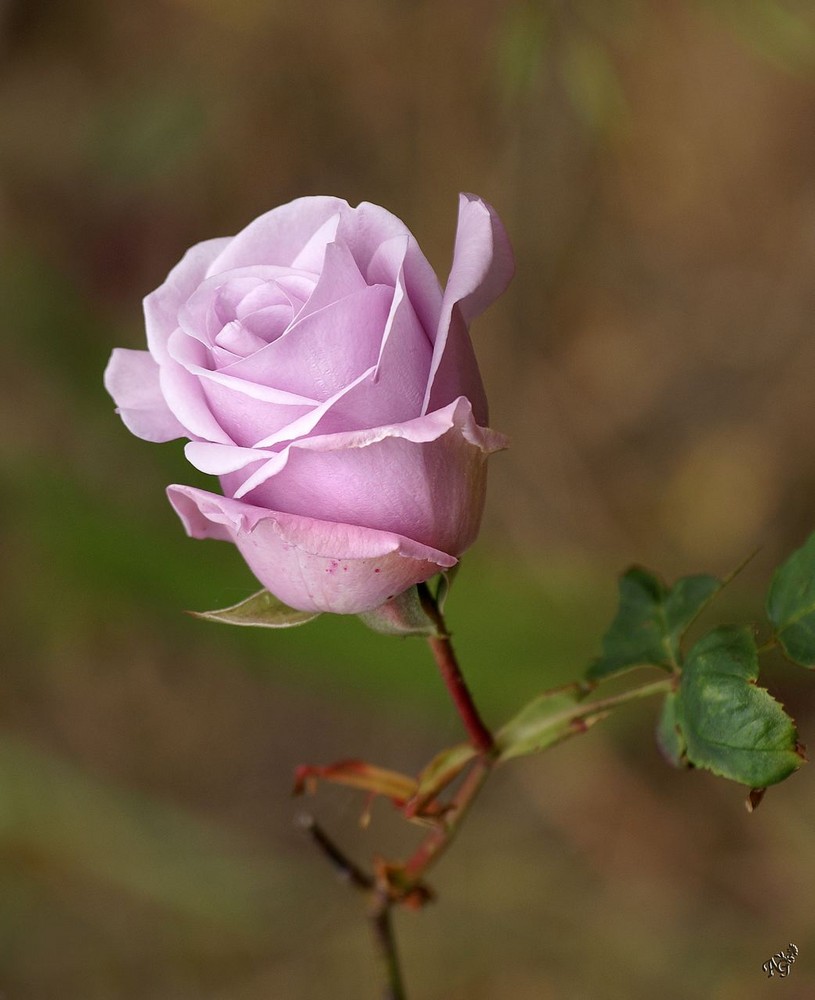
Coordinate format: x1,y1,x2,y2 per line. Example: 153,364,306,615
370,890,407,1000
299,815,407,998
297,814,373,889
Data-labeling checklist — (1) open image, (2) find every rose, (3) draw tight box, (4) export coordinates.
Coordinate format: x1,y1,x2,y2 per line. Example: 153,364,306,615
104,194,513,614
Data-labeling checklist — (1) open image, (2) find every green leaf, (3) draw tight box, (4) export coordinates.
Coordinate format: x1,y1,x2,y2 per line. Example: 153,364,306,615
587,568,721,680
191,589,319,628
673,626,804,787
357,586,440,637
655,692,686,769
767,530,815,666
496,683,609,762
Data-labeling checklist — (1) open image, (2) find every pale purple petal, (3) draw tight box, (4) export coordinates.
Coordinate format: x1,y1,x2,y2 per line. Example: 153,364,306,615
446,193,514,325
423,194,514,421
206,197,348,274
144,237,231,363
166,329,318,446
167,485,456,614
104,348,187,442
228,265,431,450
166,484,233,542
238,397,508,555
290,241,368,324
425,306,488,424
221,284,391,400
178,265,313,348
160,332,234,443
199,378,317,447
286,263,432,436
184,441,280,476
240,364,377,453
339,208,442,340
290,213,341,271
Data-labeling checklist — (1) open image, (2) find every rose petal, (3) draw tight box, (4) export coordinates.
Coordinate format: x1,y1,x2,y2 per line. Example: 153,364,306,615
179,265,313,348
214,318,273,357
290,241,369,324
244,364,377,450
167,485,456,614
184,441,274,476
290,213,341,271
284,261,432,436
161,333,234,443
144,237,231,363
236,397,508,556
104,348,187,442
446,193,514,325
206,197,348,274
167,329,318,447
221,284,391,400
232,262,432,448
338,206,443,340
423,194,514,422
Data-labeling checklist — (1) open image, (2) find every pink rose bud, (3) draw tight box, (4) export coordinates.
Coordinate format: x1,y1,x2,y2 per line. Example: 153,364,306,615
104,195,513,614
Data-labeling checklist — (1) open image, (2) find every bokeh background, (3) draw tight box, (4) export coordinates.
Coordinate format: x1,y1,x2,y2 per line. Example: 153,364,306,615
4,1,815,997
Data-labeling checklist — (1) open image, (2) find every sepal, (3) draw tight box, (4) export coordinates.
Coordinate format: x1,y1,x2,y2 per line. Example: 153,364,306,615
357,585,441,637
190,588,320,628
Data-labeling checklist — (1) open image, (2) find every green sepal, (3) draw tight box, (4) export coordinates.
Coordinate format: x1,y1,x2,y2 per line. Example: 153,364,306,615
587,568,721,680
672,625,804,787
495,683,610,762
767,530,815,667
358,586,440,637
190,589,320,628
433,566,459,615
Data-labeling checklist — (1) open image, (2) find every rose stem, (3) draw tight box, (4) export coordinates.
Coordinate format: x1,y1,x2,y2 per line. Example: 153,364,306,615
298,816,408,999
370,889,407,1000
403,757,491,881
401,675,677,885
418,584,495,755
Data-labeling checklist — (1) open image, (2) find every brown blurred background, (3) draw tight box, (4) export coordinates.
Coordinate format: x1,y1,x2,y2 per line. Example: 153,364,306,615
4,1,815,997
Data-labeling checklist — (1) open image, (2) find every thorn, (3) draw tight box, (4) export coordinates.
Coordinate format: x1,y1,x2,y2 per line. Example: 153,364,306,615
746,787,766,813
360,792,376,829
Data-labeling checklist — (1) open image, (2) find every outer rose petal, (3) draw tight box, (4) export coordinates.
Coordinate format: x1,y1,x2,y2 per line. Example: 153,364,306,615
167,485,456,614
144,237,231,364
338,204,443,340
447,193,514,325
423,194,515,422
233,397,508,556
205,197,348,275
103,348,187,442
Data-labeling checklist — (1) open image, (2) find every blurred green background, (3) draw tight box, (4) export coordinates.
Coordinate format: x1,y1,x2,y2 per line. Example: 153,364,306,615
4,0,815,997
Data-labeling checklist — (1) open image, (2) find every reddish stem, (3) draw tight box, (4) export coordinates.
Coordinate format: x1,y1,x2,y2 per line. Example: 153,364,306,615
418,583,494,755
403,758,490,880
427,633,494,755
